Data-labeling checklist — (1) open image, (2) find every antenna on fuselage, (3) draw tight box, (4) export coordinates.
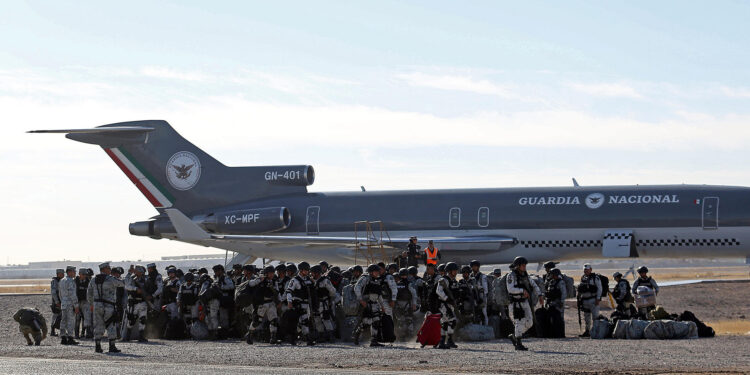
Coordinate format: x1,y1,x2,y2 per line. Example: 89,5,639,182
572,178,580,187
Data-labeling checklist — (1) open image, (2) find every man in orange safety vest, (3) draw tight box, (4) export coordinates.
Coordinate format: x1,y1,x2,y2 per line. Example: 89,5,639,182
424,240,441,266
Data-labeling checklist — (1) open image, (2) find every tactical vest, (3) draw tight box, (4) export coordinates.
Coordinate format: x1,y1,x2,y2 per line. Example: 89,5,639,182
545,278,562,301
128,277,145,303
615,280,632,301
473,272,485,291
396,280,411,301
446,277,460,304
75,277,89,302
144,274,158,295
316,277,330,300
180,283,198,306
363,276,382,296
259,279,276,303
578,274,598,297
510,270,532,302
163,279,179,304
380,274,394,299
292,275,313,302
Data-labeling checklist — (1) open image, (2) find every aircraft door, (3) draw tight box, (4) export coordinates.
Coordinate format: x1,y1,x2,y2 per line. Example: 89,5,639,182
702,197,719,229
306,206,320,235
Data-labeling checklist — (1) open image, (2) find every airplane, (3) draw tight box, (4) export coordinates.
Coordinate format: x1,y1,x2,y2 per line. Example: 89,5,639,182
30,120,750,265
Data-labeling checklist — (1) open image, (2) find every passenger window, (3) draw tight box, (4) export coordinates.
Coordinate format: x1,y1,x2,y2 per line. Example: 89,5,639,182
478,207,489,227
449,207,461,228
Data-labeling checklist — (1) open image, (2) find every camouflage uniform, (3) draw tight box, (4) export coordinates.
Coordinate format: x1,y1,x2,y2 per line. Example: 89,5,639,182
125,267,150,340
59,268,79,341
353,272,384,345
50,271,63,336
88,263,125,352
13,308,47,346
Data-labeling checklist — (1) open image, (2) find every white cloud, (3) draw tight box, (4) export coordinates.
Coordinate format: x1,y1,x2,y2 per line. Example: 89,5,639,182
719,86,750,98
397,72,518,98
139,66,210,82
567,82,643,99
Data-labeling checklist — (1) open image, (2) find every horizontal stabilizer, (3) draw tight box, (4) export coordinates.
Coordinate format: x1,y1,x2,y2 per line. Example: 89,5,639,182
27,126,154,134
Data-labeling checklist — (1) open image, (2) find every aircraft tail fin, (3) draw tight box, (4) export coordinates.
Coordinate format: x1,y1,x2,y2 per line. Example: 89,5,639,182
30,120,313,214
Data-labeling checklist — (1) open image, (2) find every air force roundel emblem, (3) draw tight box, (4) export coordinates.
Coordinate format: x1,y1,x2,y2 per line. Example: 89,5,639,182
166,151,201,190
585,193,605,209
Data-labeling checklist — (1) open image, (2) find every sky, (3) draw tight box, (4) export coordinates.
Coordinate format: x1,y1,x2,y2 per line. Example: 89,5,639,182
2,1,750,264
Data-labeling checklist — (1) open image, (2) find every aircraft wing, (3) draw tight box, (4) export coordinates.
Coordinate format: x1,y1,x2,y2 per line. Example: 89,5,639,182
165,209,516,248
28,126,155,134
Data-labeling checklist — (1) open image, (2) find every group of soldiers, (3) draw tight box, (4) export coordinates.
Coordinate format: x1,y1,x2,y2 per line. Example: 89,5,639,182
31,252,661,353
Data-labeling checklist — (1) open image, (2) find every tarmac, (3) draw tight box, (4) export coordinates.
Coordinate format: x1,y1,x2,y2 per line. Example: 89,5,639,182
0,282,748,374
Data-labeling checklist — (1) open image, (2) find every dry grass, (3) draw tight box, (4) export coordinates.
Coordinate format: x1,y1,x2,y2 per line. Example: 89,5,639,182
707,320,750,335
0,280,48,294
0,279,48,285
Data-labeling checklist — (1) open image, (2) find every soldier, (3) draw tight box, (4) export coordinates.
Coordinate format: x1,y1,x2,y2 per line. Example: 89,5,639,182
197,272,215,337
407,266,423,311
486,268,502,316
421,263,439,314
286,263,298,278
125,265,150,342
458,265,479,324
247,266,281,345
406,236,421,268
87,262,125,353
318,261,330,275
435,262,460,349
544,268,567,338
311,265,340,342
74,268,92,339
163,267,181,320
632,266,659,316
378,264,398,318
285,261,316,345
577,263,602,338
177,272,200,329
353,264,385,347
231,264,244,286
110,267,126,339
59,266,79,345
13,307,47,346
50,269,64,337
145,263,164,308
437,263,446,278
542,261,559,282
350,265,363,283
612,272,635,317
470,260,489,325
506,256,542,351
209,264,235,338
393,251,409,269
394,268,417,340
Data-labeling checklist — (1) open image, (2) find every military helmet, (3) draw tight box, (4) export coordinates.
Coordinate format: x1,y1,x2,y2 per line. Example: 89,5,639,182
342,270,352,279
492,268,502,276
212,264,224,271
543,261,558,269
275,263,287,272
377,262,386,269
167,267,176,274
330,266,341,273
352,265,363,274
445,262,459,272
470,259,480,268
613,271,623,278
319,261,329,268
184,273,194,282
637,266,648,274
460,265,471,274
264,266,275,274
366,264,380,273
398,268,408,277
242,264,255,272
232,264,242,270
387,263,398,272
550,268,562,277
298,261,310,271
310,265,322,274
426,262,436,268
511,256,528,267
407,266,418,276
583,263,592,270
286,263,298,274
437,264,446,272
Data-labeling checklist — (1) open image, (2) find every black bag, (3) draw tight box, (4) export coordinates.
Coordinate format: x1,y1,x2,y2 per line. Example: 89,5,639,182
597,274,610,298
678,310,715,337
377,314,396,343
163,318,186,340
534,307,552,338
234,280,256,308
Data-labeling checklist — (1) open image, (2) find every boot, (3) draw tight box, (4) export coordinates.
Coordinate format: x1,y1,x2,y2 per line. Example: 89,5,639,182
61,337,68,345
108,340,121,353
50,328,58,337
447,335,458,349
307,336,316,346
352,328,361,346
369,339,383,347
508,334,517,346
437,335,449,349
246,332,253,345
85,328,93,339
289,333,297,346
95,340,103,353
515,337,528,351
137,330,148,343
75,325,80,339
579,330,590,338
68,337,80,345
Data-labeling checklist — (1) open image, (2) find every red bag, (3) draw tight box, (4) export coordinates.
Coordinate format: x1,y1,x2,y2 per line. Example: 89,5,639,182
417,313,442,347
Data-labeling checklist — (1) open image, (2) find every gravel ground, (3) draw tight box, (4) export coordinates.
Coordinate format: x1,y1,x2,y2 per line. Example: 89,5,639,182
1,282,749,374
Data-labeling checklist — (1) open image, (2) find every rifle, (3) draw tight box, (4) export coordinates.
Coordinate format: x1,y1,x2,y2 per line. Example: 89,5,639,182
305,279,319,342
134,278,156,311
576,296,582,333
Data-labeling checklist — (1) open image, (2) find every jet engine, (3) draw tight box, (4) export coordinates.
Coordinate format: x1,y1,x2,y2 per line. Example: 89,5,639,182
262,165,314,186
200,207,292,234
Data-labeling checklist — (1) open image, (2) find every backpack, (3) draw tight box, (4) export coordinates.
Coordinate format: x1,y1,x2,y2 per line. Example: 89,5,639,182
492,274,509,306
561,274,576,299
234,279,257,308
597,274,610,298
